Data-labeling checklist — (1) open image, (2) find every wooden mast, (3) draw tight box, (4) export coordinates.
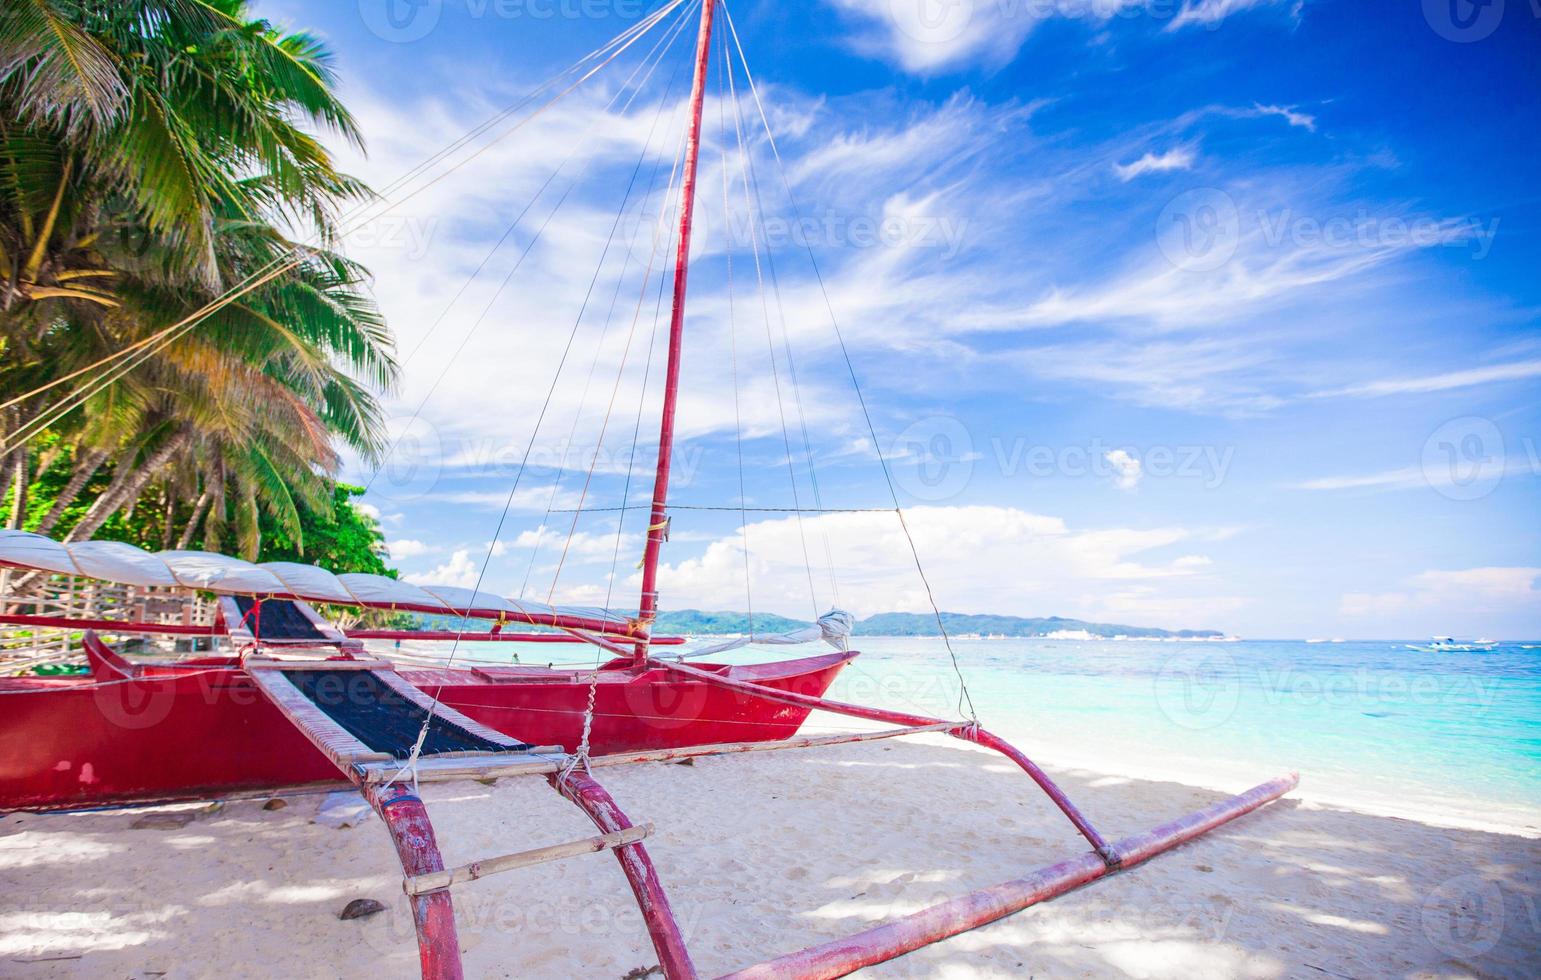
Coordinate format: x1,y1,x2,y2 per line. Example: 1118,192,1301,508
635,0,717,657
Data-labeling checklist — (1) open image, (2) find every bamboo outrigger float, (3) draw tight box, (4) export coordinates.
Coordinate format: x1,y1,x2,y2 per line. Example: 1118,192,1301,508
0,0,1297,975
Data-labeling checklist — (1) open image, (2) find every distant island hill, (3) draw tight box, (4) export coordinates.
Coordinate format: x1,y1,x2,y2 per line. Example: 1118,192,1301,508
652,611,1227,640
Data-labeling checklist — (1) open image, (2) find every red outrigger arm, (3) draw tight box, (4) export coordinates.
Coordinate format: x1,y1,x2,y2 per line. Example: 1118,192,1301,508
363,783,465,980
643,661,1296,979
659,660,1117,862
718,773,1299,979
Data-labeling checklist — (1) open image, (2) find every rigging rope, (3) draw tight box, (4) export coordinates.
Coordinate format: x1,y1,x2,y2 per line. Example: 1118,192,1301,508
721,32,821,621
720,4,977,721
370,0,697,516
560,7,705,781
716,25,756,635
387,0,703,786
536,21,693,604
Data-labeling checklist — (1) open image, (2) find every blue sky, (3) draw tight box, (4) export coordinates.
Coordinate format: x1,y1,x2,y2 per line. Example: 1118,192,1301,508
254,0,1539,638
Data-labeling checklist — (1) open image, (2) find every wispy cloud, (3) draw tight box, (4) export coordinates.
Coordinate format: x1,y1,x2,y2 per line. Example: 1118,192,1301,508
1293,458,1533,493
1114,146,1198,181
1314,359,1541,398
1250,102,1317,132
1294,467,1426,492
828,0,1296,74
1168,0,1302,31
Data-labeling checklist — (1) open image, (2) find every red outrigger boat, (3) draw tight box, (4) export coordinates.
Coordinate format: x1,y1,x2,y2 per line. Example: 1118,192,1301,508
0,1,1297,977
0,604,855,811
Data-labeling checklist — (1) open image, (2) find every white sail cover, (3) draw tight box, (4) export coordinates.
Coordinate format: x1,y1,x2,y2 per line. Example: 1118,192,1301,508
0,530,634,631
685,609,854,657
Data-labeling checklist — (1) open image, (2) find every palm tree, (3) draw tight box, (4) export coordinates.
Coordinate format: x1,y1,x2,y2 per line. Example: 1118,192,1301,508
0,0,397,558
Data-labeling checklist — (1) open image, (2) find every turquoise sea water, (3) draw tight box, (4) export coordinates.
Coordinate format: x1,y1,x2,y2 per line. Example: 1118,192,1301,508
404,636,1541,830
808,637,1541,831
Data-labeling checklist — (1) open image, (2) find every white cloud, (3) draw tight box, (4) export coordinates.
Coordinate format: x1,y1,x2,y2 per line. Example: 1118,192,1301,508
828,0,1294,74
1008,224,1403,331
1294,459,1531,494
828,0,1057,73
1314,359,1541,398
1114,147,1197,181
512,525,640,561
649,505,1227,627
1104,449,1144,490
405,549,480,589
387,538,434,559
1168,0,1298,31
1250,103,1317,132
1294,466,1427,492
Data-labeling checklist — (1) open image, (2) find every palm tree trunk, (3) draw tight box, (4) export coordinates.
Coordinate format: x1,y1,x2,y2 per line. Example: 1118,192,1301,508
5,450,26,530
176,487,212,549
35,447,109,535
160,490,176,548
66,428,191,543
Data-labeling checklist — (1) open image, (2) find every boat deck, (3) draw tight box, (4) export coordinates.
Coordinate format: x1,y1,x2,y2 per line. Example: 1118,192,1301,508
244,657,562,775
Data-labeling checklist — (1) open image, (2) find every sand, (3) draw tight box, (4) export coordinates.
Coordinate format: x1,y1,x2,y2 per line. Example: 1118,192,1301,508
2,734,1537,979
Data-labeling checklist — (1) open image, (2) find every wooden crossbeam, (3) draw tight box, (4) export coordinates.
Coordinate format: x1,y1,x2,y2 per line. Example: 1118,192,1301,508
403,824,653,896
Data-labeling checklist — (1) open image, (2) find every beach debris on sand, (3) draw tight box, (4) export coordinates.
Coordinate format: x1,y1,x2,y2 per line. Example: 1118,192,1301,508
338,899,387,920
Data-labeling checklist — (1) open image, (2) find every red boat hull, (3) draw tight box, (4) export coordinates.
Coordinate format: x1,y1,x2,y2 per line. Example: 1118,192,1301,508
0,651,856,811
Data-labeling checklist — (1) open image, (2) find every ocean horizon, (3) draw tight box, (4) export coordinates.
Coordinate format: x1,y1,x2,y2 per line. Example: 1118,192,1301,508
392,635,1541,835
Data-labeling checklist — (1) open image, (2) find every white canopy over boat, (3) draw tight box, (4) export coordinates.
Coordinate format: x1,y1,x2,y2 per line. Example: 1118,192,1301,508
0,530,636,635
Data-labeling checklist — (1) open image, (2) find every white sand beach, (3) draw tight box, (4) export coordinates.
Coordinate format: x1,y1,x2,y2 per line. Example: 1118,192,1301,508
3,732,1537,979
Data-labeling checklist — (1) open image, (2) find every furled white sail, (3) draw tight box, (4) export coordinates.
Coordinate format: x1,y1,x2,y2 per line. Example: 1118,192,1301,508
683,609,854,657
0,530,634,631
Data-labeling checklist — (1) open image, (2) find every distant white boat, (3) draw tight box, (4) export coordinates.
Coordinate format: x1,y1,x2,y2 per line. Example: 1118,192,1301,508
1405,636,1499,653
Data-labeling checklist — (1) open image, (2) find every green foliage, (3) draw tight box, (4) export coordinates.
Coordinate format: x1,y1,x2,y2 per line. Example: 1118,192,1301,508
257,483,390,574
